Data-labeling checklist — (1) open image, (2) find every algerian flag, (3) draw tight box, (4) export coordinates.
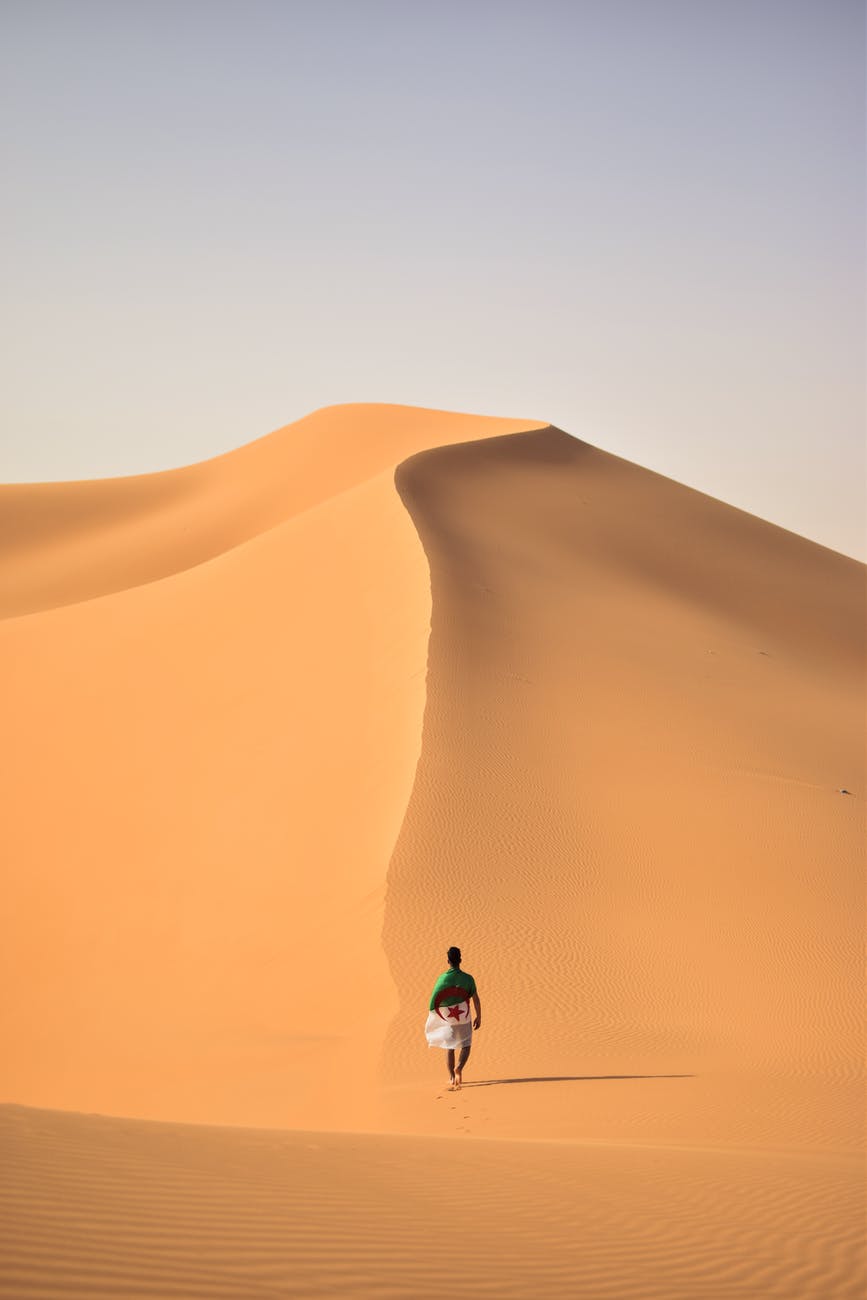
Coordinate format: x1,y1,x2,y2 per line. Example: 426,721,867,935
424,983,473,1049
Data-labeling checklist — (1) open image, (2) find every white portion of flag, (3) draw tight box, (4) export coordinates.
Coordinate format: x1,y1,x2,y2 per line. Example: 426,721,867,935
424,1000,473,1049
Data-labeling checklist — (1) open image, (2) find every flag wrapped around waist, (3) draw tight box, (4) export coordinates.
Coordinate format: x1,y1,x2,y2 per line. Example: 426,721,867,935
424,983,473,1049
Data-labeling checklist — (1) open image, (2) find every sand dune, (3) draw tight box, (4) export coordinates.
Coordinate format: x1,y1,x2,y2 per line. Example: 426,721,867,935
1,403,863,1296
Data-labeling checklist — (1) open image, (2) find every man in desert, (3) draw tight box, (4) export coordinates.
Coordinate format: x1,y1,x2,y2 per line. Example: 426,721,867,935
424,946,481,1090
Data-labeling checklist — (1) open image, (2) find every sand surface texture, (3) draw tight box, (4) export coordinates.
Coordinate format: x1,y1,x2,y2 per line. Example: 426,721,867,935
2,404,864,1297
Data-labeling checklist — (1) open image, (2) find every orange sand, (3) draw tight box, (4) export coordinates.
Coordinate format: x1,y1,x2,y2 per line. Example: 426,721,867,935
1,404,864,1297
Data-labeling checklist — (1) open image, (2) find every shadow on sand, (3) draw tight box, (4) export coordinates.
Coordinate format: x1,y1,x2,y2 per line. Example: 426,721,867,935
461,1074,694,1088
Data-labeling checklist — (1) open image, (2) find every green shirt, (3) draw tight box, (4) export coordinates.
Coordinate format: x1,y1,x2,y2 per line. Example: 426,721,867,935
429,968,477,1011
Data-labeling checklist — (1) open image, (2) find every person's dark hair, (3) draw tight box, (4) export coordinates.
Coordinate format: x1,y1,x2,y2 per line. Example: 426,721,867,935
447,946,462,967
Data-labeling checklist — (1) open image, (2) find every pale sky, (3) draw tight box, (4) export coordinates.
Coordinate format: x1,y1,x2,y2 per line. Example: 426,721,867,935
2,0,864,558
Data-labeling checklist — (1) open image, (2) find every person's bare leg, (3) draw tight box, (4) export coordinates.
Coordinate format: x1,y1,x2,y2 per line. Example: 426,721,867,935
454,1043,471,1089
446,1049,456,1088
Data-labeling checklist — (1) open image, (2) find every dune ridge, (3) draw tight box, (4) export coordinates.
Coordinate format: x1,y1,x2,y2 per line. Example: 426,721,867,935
0,403,546,619
1,404,863,1297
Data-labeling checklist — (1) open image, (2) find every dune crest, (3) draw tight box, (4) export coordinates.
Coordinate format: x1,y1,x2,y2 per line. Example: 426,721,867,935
0,402,546,619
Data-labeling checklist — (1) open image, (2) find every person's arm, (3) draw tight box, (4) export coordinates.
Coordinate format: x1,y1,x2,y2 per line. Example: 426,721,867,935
472,992,481,1030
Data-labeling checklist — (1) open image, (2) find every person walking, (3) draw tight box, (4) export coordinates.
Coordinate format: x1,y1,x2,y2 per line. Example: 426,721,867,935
424,946,481,1089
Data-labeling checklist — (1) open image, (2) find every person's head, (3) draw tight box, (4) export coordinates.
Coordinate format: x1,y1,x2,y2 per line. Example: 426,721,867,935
447,946,462,968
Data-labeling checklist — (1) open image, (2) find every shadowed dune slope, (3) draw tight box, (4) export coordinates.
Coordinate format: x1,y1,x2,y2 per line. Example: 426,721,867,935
382,426,864,1151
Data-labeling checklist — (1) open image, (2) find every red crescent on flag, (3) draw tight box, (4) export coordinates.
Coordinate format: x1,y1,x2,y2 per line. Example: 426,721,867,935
433,985,471,1021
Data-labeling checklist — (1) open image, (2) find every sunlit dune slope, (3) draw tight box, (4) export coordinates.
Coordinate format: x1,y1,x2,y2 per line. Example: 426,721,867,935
0,405,544,1129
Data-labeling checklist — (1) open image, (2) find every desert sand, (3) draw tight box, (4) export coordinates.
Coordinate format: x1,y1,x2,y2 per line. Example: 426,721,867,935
1,403,863,1297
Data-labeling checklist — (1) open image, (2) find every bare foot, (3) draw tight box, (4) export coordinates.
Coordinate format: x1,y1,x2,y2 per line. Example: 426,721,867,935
453,1070,462,1090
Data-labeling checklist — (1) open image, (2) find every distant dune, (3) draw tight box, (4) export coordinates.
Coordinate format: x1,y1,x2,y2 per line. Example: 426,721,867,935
1,404,863,1298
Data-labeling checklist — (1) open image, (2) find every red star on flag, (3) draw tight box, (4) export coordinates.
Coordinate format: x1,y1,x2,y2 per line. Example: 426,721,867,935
434,986,472,1022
